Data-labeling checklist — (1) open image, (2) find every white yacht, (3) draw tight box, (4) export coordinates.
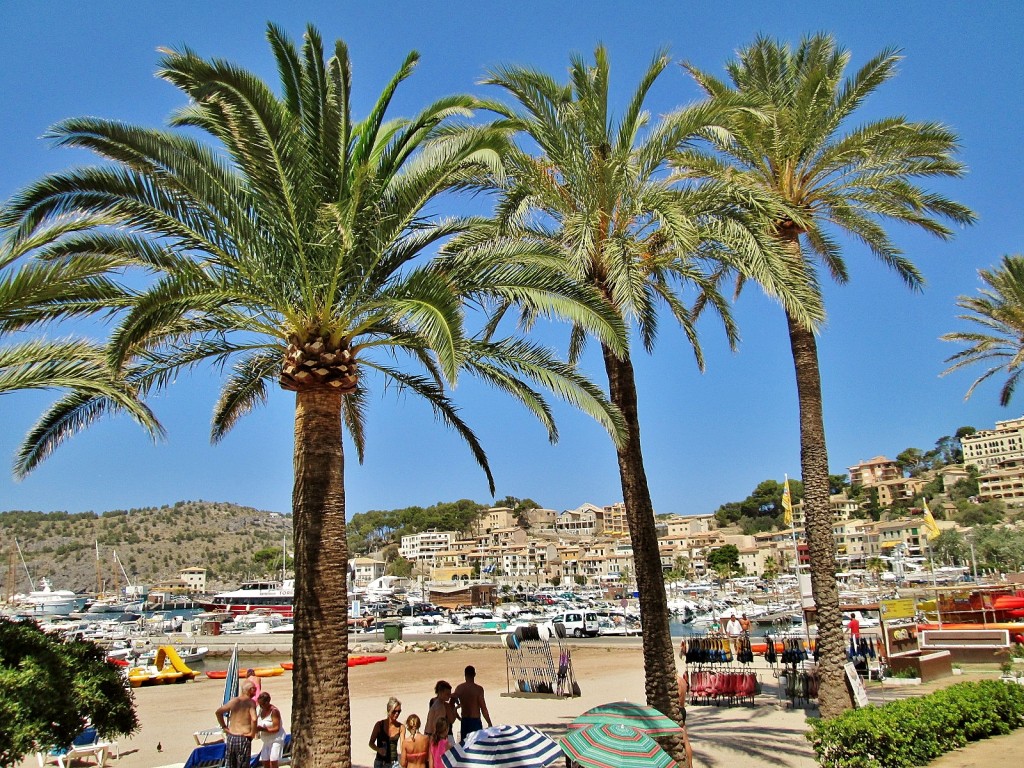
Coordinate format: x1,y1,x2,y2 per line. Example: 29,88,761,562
10,578,86,616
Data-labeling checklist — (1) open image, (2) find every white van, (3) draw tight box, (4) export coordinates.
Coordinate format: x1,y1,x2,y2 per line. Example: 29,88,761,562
545,611,599,638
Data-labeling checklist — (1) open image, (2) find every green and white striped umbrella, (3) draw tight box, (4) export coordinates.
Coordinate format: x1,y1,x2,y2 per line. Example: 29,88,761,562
568,701,682,736
561,723,676,768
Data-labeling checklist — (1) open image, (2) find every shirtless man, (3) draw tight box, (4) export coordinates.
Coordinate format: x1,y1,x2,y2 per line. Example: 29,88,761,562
216,681,259,768
451,665,491,744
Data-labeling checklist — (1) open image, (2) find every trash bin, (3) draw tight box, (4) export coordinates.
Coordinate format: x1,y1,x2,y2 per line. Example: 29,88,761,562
383,623,403,642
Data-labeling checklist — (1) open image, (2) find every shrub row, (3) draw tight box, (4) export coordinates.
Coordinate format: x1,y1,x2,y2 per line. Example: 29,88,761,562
807,679,1024,768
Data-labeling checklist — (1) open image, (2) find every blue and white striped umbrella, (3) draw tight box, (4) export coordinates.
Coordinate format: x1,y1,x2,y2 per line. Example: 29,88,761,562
442,725,562,768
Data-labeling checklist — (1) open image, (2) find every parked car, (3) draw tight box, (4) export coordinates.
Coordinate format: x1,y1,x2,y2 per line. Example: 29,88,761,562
398,603,444,617
544,611,599,638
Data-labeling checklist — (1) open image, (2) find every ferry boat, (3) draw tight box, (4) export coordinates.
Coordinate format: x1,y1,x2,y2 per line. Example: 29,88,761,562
200,580,295,618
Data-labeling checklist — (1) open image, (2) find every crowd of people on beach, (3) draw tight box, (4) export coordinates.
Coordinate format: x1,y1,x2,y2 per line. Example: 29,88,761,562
213,663,493,768
369,665,492,768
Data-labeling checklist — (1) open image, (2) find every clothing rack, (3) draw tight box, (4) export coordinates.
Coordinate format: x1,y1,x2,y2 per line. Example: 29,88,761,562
763,632,819,708
678,633,761,707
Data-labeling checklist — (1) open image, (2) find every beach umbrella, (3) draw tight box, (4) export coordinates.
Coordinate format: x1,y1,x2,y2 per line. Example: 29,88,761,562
561,723,676,768
568,701,682,736
223,643,239,705
442,725,562,768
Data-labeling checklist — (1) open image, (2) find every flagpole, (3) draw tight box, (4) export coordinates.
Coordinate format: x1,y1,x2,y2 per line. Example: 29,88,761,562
922,498,943,629
783,475,800,574
782,475,812,653
927,537,942,629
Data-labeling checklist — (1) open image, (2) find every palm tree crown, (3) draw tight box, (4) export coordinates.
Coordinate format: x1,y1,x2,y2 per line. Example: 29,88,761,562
943,254,1024,405
682,34,975,285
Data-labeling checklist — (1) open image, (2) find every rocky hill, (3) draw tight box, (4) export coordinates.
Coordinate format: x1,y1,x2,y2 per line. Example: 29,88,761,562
1,500,292,595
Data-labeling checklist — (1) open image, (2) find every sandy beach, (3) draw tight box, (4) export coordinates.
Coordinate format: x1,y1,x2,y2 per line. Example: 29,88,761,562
25,643,1024,768
29,644,822,768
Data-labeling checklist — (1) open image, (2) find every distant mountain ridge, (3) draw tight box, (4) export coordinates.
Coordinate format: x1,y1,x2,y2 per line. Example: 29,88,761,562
1,500,291,594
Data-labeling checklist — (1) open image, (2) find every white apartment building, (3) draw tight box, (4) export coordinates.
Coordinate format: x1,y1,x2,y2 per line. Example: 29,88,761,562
399,530,457,563
961,416,1024,472
833,520,871,565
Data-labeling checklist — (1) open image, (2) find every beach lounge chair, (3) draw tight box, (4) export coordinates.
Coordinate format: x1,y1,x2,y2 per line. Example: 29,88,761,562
182,742,226,768
36,727,112,768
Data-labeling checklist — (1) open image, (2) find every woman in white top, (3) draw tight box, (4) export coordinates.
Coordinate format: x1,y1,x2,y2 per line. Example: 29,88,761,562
255,691,287,768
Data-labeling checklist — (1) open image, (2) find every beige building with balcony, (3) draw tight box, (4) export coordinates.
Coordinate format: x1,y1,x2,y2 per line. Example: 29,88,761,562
849,456,902,487
179,566,207,593
475,507,517,535
875,476,927,507
598,502,629,536
556,504,599,536
961,416,1024,472
351,557,385,585
664,514,716,537
977,458,1024,505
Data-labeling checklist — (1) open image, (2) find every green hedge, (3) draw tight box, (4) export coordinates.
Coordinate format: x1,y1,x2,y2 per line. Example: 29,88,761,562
807,680,1024,768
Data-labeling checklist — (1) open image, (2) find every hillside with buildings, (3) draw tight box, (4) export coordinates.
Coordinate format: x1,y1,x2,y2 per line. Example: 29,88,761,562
5,417,1024,598
355,418,1024,590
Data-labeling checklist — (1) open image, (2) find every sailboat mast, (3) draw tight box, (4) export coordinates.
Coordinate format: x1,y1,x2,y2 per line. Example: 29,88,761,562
5,546,16,602
96,540,102,596
113,550,132,595
15,538,33,592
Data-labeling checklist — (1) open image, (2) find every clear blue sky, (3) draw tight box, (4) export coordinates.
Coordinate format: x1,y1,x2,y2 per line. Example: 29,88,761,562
2,1,1023,519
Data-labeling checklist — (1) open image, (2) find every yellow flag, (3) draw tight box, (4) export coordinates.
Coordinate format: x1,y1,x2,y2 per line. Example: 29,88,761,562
922,497,940,541
782,477,793,526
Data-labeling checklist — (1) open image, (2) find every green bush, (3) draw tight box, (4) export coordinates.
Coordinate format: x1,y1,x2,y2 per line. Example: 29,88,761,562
807,680,1024,768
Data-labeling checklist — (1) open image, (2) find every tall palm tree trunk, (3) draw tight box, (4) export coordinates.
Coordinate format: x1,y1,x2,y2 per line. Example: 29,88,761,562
291,389,351,768
601,345,689,765
784,313,851,718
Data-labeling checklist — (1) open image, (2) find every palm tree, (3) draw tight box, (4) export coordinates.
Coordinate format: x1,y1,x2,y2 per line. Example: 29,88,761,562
942,254,1024,405
0,249,159,435
0,25,623,768
865,556,886,586
682,34,975,716
467,47,820,762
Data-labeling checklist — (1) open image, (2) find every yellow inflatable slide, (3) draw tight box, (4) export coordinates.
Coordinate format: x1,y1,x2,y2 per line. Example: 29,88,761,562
127,646,199,687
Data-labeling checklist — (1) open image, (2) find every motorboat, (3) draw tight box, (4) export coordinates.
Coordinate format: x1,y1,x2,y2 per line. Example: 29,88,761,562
9,578,87,616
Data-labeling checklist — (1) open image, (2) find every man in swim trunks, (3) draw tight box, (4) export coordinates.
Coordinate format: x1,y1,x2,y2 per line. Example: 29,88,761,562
216,681,258,768
452,665,491,744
